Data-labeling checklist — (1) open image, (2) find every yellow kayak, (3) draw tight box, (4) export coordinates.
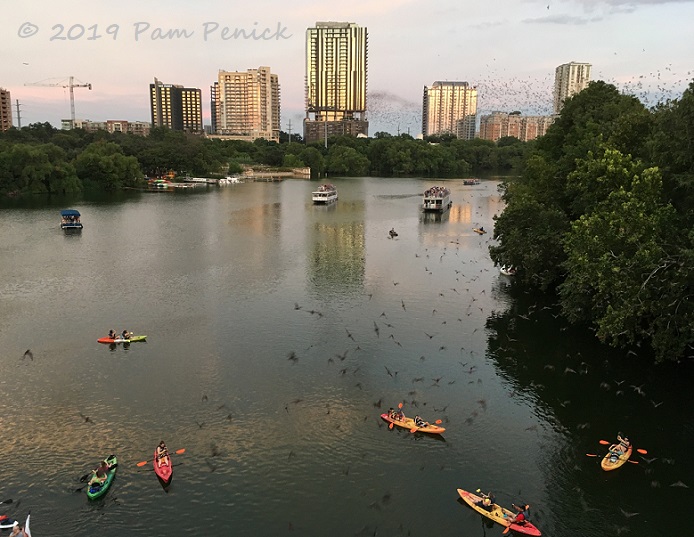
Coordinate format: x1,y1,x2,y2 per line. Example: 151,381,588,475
380,413,445,434
457,489,541,536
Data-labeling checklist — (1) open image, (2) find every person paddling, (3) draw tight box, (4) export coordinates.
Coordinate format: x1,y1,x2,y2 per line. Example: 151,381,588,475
156,440,170,467
9,521,26,537
511,503,530,525
90,459,110,486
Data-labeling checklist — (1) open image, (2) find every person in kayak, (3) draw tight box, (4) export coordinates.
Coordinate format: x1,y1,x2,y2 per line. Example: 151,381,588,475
121,329,131,340
476,491,496,512
9,521,26,537
609,433,630,455
108,329,117,340
156,441,170,467
89,460,110,486
414,415,427,428
511,503,530,525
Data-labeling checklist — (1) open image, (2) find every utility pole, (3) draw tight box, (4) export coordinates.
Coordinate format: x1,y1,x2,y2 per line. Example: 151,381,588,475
15,99,22,128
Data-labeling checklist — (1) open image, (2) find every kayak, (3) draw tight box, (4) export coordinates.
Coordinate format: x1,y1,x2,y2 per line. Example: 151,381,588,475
601,445,633,471
0,515,32,535
473,228,487,235
86,455,118,500
0,516,17,529
153,448,173,485
97,335,147,344
457,488,542,536
380,412,446,435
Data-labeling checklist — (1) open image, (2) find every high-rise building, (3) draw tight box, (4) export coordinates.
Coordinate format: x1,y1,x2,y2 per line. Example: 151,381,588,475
422,81,477,140
479,112,555,142
149,78,203,133
212,66,280,142
304,21,368,143
553,62,591,114
1,88,13,131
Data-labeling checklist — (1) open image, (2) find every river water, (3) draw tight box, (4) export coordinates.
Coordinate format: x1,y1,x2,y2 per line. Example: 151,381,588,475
0,178,691,537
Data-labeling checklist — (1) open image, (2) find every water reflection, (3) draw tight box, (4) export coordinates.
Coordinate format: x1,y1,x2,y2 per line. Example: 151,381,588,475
310,221,365,292
420,210,450,224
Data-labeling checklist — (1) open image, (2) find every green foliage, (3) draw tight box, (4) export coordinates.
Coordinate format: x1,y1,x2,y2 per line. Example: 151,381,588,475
559,164,687,360
0,142,81,195
492,79,694,361
74,142,142,191
326,145,369,176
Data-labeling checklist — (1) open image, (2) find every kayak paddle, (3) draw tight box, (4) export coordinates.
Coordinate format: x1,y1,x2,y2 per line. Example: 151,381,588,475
136,448,185,467
599,440,647,454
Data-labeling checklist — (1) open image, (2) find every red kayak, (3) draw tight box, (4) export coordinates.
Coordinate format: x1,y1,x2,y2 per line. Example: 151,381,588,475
153,448,173,484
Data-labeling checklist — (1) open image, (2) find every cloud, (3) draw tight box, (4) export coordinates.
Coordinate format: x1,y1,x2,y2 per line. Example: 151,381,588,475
523,14,604,23
543,0,694,14
467,20,507,29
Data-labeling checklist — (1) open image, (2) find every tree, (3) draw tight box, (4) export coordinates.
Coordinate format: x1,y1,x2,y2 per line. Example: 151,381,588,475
326,145,369,176
299,147,325,178
559,153,690,361
74,142,143,191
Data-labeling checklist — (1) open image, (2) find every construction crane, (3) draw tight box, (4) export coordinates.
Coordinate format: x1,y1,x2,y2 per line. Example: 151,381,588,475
24,76,92,127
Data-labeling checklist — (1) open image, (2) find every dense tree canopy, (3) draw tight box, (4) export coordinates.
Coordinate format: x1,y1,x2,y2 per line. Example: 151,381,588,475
491,81,694,362
0,124,529,195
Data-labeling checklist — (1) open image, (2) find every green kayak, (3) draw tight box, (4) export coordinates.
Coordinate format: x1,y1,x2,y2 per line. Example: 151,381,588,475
86,455,118,500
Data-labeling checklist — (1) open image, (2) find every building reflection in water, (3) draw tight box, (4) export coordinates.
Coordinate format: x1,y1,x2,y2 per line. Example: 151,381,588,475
310,221,365,293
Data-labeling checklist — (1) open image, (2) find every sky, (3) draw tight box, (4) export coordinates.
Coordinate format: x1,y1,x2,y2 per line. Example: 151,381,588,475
2,0,693,136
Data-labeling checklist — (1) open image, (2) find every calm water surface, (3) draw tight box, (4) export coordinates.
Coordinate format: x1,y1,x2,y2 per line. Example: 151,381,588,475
0,178,691,536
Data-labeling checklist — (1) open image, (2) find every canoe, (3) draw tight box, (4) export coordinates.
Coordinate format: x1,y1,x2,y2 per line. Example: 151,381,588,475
601,445,633,471
380,412,445,435
153,448,173,484
457,489,541,536
86,455,118,500
97,335,147,344
473,228,487,235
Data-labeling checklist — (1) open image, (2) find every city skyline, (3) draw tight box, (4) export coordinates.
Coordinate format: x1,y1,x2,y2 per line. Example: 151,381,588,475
2,0,693,136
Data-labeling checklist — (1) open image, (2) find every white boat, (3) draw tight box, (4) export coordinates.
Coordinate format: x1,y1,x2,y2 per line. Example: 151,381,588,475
312,184,338,204
422,186,451,213
218,175,241,185
500,265,517,276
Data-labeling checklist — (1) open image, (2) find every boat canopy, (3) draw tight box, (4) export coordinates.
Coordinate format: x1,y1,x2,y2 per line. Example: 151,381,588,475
60,209,81,217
